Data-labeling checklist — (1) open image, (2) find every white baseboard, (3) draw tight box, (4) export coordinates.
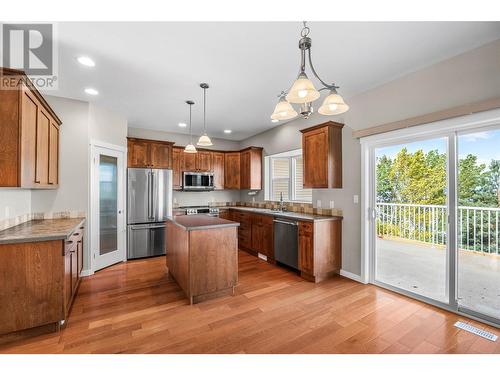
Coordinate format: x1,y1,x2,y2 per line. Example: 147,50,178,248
79,269,94,277
340,269,366,284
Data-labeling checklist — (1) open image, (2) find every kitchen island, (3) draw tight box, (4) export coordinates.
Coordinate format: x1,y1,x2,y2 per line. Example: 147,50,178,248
166,215,240,304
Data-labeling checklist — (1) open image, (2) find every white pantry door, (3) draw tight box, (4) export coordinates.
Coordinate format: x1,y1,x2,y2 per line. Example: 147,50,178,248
91,143,126,272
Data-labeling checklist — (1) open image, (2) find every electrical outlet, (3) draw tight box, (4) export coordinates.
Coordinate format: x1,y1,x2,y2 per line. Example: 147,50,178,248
353,195,359,204
173,197,177,204
329,201,335,209
252,197,255,203
4,206,9,218
316,200,322,208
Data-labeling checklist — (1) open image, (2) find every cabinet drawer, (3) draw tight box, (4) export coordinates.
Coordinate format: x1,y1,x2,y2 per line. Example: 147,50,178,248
234,211,252,224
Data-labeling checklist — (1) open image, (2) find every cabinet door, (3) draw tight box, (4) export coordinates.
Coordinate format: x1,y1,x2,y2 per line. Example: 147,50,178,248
183,152,197,171
19,87,39,187
251,222,262,254
128,139,150,168
71,248,78,295
150,143,171,169
48,122,59,186
77,238,83,277
240,150,250,189
224,152,240,189
302,127,329,188
261,217,274,259
298,222,314,275
35,108,50,185
197,151,212,171
172,148,182,189
212,152,225,190
64,247,72,314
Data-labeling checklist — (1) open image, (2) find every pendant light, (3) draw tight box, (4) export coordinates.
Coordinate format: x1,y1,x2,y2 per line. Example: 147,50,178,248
270,92,298,121
184,100,197,154
318,87,349,115
271,21,349,121
197,83,213,147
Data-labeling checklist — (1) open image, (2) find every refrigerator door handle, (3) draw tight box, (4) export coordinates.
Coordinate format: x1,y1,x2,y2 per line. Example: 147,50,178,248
150,170,155,220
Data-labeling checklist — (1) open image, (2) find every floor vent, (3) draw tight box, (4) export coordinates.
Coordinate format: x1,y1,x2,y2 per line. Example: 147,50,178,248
454,321,498,341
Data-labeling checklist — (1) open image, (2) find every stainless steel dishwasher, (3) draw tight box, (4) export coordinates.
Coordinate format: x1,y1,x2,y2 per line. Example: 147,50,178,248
273,218,299,270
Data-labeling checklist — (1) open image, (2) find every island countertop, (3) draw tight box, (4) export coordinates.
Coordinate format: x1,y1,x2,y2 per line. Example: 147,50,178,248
0,218,86,245
167,214,240,231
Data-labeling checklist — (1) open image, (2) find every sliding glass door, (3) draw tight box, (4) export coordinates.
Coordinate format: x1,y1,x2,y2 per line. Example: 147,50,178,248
457,129,500,321
367,121,500,326
374,137,449,303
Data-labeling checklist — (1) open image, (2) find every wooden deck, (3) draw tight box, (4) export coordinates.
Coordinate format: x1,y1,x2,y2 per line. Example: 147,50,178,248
1,251,499,354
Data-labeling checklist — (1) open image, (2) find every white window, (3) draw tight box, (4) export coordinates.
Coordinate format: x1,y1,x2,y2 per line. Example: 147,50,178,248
265,149,312,203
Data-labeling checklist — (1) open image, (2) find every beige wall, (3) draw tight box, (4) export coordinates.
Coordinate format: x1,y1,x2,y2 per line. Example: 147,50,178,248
89,104,128,147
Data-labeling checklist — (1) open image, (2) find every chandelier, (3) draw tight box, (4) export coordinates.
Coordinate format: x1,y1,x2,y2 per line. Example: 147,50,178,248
271,21,349,121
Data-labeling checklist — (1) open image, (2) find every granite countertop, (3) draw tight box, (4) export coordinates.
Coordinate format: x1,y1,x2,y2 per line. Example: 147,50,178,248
223,206,343,222
0,218,86,245
167,214,240,231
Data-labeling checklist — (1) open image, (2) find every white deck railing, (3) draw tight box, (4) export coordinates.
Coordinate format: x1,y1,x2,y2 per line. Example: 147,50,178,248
376,202,500,254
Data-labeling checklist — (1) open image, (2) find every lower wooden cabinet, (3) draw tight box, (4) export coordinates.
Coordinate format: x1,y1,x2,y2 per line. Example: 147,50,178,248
227,209,342,283
0,220,85,338
298,219,342,283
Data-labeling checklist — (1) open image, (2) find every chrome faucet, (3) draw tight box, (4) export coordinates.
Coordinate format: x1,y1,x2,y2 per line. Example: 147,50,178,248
279,192,286,212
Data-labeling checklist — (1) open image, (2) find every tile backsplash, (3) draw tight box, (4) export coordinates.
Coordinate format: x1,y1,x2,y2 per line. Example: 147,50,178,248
0,210,86,232
205,200,343,217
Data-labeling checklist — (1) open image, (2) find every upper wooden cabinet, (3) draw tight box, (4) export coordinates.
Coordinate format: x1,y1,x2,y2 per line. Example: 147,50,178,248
172,147,182,190
224,152,241,189
169,146,262,191
240,147,263,190
197,151,212,172
0,68,62,189
127,137,173,169
212,152,225,190
300,121,343,189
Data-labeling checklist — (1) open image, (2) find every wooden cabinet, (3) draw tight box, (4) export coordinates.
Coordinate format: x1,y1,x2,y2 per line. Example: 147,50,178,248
127,137,173,169
300,121,343,189
219,209,232,221
240,147,263,190
224,152,241,189
298,219,342,283
0,220,85,337
298,222,314,275
182,151,197,171
172,147,182,190
212,152,225,190
251,214,274,259
48,121,59,185
197,151,212,171
233,211,252,250
0,68,62,189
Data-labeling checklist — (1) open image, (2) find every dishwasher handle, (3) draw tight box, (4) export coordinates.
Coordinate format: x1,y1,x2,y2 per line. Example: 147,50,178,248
273,219,298,226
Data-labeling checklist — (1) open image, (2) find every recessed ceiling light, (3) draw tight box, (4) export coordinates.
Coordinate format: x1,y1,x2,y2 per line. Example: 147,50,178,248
224,129,232,134
77,56,95,67
271,119,279,123
178,122,187,128
84,88,99,96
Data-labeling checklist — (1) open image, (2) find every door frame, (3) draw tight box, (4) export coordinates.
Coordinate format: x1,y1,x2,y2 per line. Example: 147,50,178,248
89,140,127,274
360,107,500,327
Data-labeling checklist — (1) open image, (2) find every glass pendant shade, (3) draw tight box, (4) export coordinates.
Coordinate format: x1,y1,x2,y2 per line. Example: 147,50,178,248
184,143,197,153
286,72,321,104
197,133,213,146
318,90,349,115
271,97,298,121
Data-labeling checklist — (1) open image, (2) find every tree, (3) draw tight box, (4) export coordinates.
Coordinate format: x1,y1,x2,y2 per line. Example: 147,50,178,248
376,155,394,202
486,160,500,207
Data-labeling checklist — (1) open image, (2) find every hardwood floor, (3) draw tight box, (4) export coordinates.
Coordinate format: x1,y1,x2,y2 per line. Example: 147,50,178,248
1,251,499,354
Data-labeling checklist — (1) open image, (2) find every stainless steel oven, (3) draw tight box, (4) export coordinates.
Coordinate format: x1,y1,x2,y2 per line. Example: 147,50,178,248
182,171,214,191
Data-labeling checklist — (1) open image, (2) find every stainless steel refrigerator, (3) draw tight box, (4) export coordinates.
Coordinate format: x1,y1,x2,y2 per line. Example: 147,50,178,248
127,168,173,259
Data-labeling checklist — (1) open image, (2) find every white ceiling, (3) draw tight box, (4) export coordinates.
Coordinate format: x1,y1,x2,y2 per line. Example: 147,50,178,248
43,22,500,140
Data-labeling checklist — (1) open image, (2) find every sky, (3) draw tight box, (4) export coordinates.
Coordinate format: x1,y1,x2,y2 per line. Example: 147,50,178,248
376,129,500,168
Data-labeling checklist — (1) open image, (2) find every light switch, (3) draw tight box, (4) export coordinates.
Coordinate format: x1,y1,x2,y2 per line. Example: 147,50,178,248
353,195,359,204
329,201,335,209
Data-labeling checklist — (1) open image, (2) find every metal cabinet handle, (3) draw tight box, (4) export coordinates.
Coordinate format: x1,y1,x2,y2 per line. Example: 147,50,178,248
273,219,298,226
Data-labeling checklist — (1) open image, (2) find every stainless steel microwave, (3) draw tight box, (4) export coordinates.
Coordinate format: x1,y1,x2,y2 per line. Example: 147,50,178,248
182,171,215,191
